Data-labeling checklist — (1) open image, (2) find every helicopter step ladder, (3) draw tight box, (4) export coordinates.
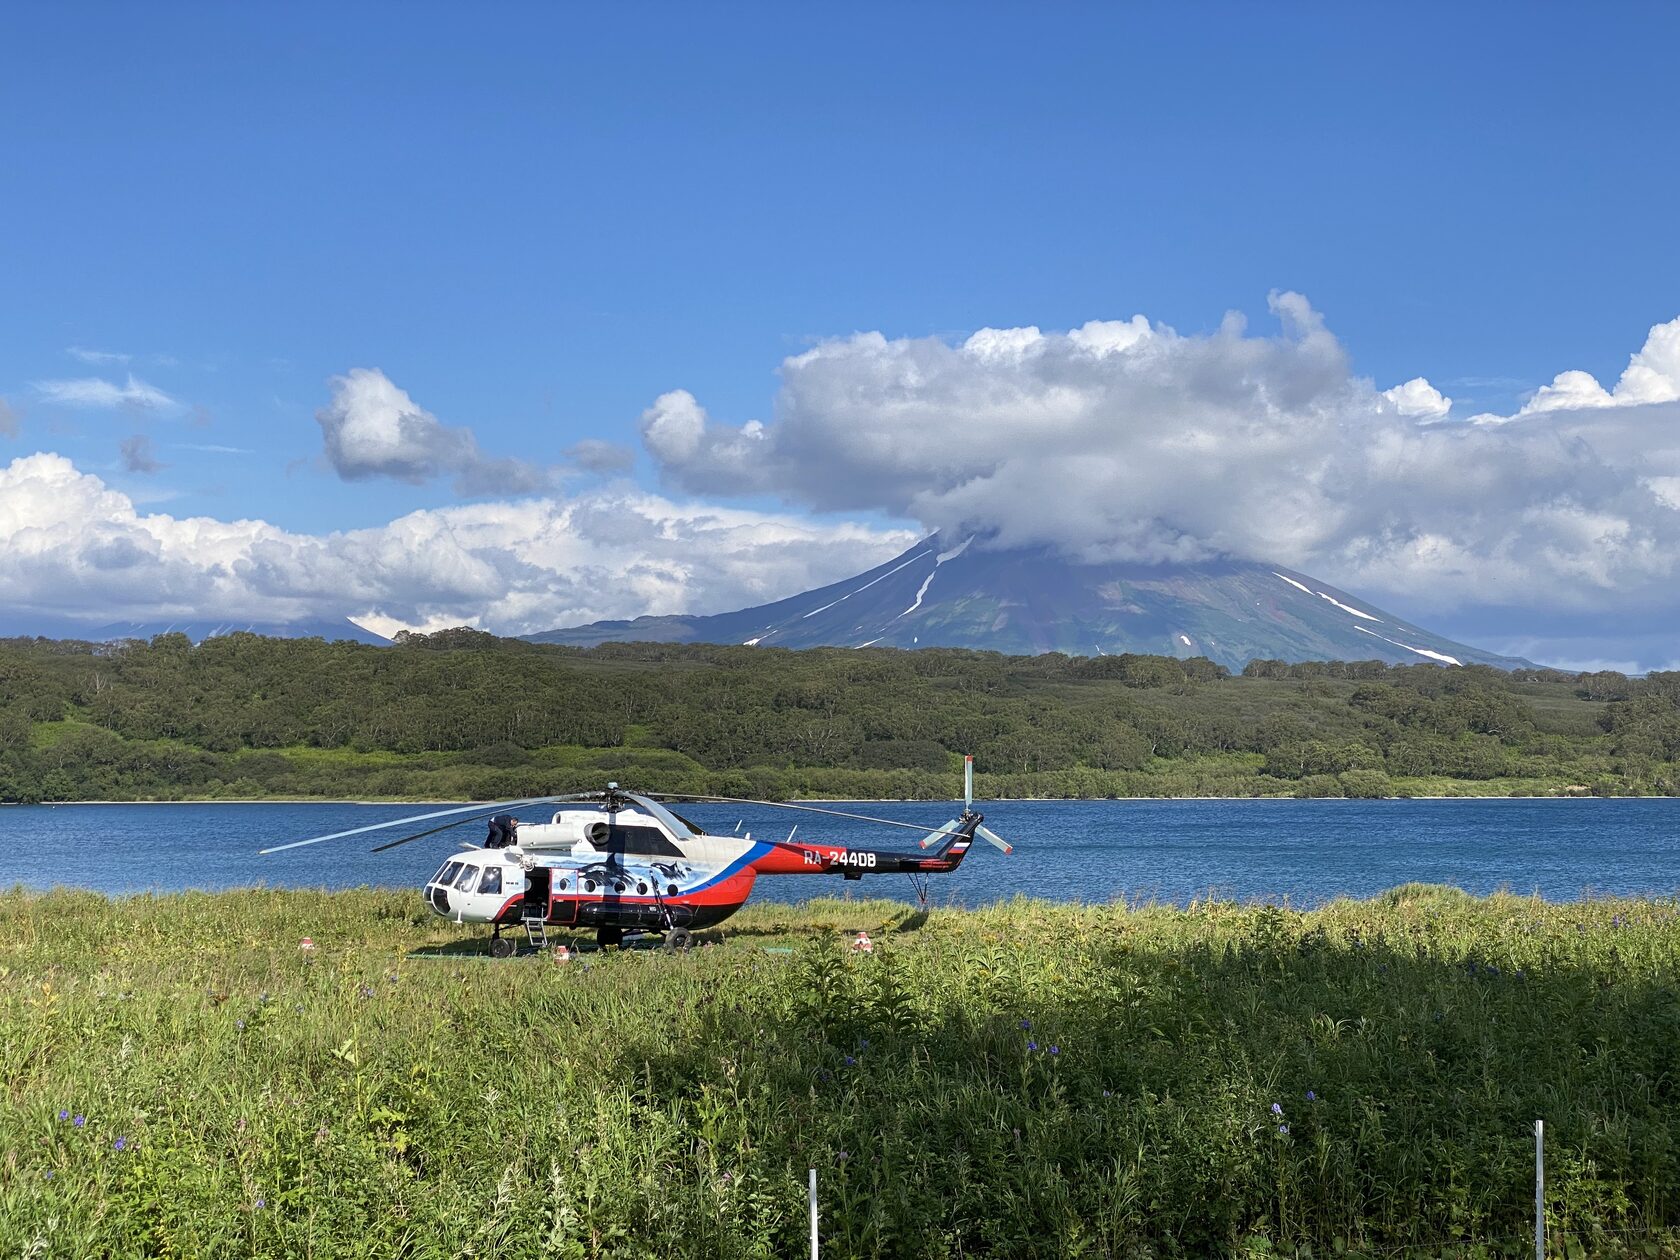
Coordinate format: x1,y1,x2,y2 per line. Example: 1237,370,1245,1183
521,907,549,949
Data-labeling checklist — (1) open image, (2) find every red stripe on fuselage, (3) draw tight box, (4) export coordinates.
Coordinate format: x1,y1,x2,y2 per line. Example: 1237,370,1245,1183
491,869,758,927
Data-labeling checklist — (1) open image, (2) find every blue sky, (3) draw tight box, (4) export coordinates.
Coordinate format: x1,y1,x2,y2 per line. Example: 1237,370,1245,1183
4,3,1680,667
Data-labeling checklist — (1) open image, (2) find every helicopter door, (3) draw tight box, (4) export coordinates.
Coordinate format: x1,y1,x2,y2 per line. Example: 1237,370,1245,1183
545,869,579,925
522,868,552,921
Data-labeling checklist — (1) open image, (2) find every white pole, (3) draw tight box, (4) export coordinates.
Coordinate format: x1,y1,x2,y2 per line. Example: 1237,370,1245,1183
1535,1119,1544,1260
808,1167,819,1259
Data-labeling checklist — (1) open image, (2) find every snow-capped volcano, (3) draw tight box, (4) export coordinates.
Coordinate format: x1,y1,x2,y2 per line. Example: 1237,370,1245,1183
525,537,1528,670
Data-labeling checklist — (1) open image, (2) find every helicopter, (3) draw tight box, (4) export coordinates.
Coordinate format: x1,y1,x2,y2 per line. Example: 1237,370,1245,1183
262,756,1013,955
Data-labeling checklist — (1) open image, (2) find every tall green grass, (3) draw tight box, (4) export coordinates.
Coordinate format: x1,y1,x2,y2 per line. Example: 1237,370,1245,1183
2,888,1678,1257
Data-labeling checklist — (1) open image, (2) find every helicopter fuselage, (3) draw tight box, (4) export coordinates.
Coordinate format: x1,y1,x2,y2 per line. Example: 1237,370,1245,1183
422,800,978,937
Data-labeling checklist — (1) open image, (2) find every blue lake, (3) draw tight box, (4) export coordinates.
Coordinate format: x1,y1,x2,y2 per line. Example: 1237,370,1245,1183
3,798,1678,908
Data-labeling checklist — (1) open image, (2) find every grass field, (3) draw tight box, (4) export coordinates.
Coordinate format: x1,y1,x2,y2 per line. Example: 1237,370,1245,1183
3,887,1679,1257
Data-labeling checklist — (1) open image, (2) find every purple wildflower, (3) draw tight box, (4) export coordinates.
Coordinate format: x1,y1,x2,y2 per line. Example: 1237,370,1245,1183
1271,1103,1283,1117
58,1109,69,1121
256,1198,265,1209
113,1137,127,1152
843,1055,855,1066
1049,1045,1060,1056
236,1019,246,1030
1277,1124,1290,1136
1027,1040,1038,1052
1305,1090,1317,1102
1019,1020,1031,1031
73,1115,85,1128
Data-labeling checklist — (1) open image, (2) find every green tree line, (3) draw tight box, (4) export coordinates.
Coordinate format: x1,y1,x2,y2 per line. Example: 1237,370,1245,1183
0,628,1675,801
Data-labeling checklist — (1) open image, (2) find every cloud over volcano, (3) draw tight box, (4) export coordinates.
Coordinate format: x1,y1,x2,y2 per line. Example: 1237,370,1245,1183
643,294,1680,618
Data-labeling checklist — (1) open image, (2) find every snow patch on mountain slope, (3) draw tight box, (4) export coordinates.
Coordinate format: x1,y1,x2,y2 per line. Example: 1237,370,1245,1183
1357,624,1461,665
1273,572,1313,595
1317,591,1381,621
895,536,974,620
898,571,938,620
800,552,929,619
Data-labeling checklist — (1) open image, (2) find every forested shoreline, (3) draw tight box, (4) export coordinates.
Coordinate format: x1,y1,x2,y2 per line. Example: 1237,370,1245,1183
1,628,1678,802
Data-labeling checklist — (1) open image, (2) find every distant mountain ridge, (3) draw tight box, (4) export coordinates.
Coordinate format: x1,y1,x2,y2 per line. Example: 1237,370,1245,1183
0,616,389,646
525,536,1530,671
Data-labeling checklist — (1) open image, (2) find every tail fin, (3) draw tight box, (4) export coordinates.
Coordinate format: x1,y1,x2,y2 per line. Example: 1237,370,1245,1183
915,817,979,871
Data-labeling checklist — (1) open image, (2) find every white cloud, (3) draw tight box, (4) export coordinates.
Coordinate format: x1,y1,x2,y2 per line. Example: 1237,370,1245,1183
1381,377,1452,420
66,346,132,366
963,326,1045,362
0,452,915,635
642,297,1680,618
316,367,551,495
33,375,176,411
1514,316,1680,416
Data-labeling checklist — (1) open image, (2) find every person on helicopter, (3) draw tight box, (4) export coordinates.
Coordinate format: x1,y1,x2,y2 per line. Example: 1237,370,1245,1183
485,813,519,848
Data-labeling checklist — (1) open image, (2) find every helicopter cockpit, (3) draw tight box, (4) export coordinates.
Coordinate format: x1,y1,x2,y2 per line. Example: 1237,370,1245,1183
425,854,517,917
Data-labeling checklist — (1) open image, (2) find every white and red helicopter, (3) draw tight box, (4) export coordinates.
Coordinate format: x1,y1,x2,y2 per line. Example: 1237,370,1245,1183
263,756,1013,954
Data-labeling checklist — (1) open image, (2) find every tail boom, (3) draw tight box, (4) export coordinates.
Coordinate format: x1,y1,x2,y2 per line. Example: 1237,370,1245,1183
751,816,980,879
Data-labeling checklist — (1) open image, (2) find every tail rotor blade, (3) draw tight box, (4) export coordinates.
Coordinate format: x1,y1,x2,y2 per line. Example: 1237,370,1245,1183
918,820,962,850
975,824,1014,855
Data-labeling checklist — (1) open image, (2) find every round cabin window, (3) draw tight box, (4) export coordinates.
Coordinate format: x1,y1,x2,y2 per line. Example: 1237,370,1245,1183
666,883,678,896
584,880,596,893
557,879,568,890
636,881,647,895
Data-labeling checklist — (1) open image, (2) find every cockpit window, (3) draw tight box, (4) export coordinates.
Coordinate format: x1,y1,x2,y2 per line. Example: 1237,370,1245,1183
478,866,503,895
453,863,481,891
434,860,464,887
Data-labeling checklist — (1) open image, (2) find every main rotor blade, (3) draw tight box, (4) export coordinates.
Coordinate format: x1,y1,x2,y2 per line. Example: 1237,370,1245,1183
370,815,489,854
258,794,594,855
975,823,1014,855
642,792,958,835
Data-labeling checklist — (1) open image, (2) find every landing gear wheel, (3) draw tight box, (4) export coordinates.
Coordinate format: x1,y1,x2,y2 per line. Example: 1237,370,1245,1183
663,928,693,952
488,936,514,959
597,926,624,949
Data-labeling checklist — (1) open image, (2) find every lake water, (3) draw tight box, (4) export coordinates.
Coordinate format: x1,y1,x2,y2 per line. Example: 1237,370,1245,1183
3,798,1678,908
